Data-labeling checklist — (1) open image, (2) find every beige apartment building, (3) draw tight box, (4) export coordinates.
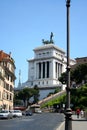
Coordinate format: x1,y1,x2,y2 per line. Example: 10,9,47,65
0,51,16,110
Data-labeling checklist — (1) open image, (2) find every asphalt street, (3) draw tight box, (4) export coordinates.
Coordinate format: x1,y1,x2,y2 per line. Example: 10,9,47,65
0,113,64,130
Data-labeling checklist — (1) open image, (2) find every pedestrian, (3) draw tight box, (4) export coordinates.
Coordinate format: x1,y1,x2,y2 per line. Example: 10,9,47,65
80,110,84,118
76,108,80,118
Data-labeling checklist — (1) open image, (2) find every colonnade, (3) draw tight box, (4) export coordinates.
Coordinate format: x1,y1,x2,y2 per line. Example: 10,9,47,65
36,61,50,79
55,62,62,79
36,61,62,79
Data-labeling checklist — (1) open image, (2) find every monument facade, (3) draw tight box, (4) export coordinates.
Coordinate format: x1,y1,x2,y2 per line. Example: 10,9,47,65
27,44,66,88
21,36,76,99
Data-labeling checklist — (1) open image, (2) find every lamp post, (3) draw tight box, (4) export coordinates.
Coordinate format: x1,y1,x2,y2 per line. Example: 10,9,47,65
65,0,72,130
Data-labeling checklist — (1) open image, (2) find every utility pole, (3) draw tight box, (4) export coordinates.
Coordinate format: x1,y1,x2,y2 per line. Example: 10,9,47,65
65,1,72,130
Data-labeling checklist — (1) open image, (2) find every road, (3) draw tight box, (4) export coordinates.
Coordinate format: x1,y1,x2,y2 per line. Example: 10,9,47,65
0,113,64,130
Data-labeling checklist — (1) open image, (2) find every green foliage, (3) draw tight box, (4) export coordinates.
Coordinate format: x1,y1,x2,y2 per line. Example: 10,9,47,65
41,94,66,108
33,85,40,103
41,84,87,110
71,84,87,110
58,72,67,84
47,88,60,97
14,86,40,107
71,64,87,84
59,63,87,85
13,93,23,106
47,92,54,97
54,87,60,94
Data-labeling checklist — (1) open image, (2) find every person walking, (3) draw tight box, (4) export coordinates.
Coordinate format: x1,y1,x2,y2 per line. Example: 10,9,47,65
80,110,84,118
76,108,80,118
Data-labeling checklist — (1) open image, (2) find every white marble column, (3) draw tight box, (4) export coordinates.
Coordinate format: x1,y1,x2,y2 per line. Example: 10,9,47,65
57,62,58,79
45,62,47,78
36,63,39,79
58,63,59,78
48,61,50,78
59,63,60,77
55,62,56,78
58,63,62,77
49,60,53,78
52,60,55,79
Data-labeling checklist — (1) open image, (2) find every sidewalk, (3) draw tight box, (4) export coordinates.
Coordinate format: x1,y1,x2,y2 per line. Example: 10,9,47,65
57,115,87,130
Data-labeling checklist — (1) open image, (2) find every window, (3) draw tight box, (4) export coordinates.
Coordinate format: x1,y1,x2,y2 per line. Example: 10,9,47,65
46,81,48,84
38,82,40,85
7,74,9,80
10,94,12,100
31,82,33,86
3,91,6,99
47,52,49,54
10,85,13,92
11,76,13,82
7,93,9,100
0,79,1,85
6,83,9,90
0,91,1,99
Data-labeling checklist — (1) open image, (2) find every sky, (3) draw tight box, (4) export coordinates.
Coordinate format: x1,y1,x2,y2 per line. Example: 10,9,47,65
0,0,87,87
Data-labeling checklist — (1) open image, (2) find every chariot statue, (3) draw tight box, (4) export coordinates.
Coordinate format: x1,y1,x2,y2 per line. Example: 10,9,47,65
42,32,54,45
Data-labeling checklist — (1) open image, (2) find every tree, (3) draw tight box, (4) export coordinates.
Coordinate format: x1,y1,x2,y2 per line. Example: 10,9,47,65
71,63,87,84
54,87,60,93
58,72,67,84
13,93,22,106
59,63,87,85
71,84,87,110
33,85,40,104
16,88,34,107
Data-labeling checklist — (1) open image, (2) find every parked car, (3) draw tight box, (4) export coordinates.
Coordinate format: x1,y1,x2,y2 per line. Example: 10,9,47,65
0,110,13,119
25,110,33,116
10,110,22,117
36,110,42,113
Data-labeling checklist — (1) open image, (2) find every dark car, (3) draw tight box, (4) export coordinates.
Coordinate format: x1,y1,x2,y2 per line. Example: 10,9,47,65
25,111,33,116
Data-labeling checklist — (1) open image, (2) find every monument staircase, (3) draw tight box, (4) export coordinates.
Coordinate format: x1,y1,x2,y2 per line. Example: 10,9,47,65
38,90,66,106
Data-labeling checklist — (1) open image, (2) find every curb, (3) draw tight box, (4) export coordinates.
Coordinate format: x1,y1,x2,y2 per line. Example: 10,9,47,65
56,121,65,130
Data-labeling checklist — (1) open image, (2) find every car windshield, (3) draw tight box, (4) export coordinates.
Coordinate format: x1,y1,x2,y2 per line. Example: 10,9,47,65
0,111,8,113
14,110,21,113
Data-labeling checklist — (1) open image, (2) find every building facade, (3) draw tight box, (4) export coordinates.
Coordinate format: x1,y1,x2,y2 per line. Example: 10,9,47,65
0,51,16,110
75,57,87,64
21,43,76,100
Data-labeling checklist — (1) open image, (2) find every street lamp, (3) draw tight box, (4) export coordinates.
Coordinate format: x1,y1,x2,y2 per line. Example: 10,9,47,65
65,0,72,130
